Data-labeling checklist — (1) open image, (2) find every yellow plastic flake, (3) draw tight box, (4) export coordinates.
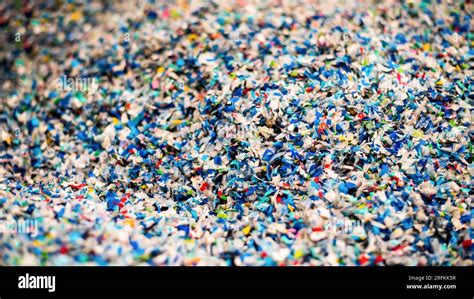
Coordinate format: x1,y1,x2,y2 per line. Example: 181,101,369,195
294,250,304,259
170,9,180,18
187,33,199,41
242,225,251,235
124,219,135,228
287,204,295,212
4,136,12,145
422,43,431,52
217,212,227,219
171,119,183,126
42,55,51,63
156,67,165,73
112,117,119,125
412,130,424,138
185,257,201,265
70,11,83,22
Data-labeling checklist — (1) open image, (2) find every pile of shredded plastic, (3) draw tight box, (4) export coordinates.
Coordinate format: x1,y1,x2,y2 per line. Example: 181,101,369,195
0,0,472,265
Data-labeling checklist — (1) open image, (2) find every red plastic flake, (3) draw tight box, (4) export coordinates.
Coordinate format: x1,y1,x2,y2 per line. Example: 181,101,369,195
391,244,407,251
200,182,209,191
462,240,472,248
60,245,68,254
375,255,384,264
69,183,87,190
359,255,369,265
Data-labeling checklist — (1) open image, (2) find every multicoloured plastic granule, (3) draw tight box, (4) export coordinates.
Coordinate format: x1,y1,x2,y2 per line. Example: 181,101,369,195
0,0,472,266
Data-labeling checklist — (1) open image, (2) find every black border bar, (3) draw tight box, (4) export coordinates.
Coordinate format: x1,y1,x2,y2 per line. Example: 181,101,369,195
0,266,472,298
